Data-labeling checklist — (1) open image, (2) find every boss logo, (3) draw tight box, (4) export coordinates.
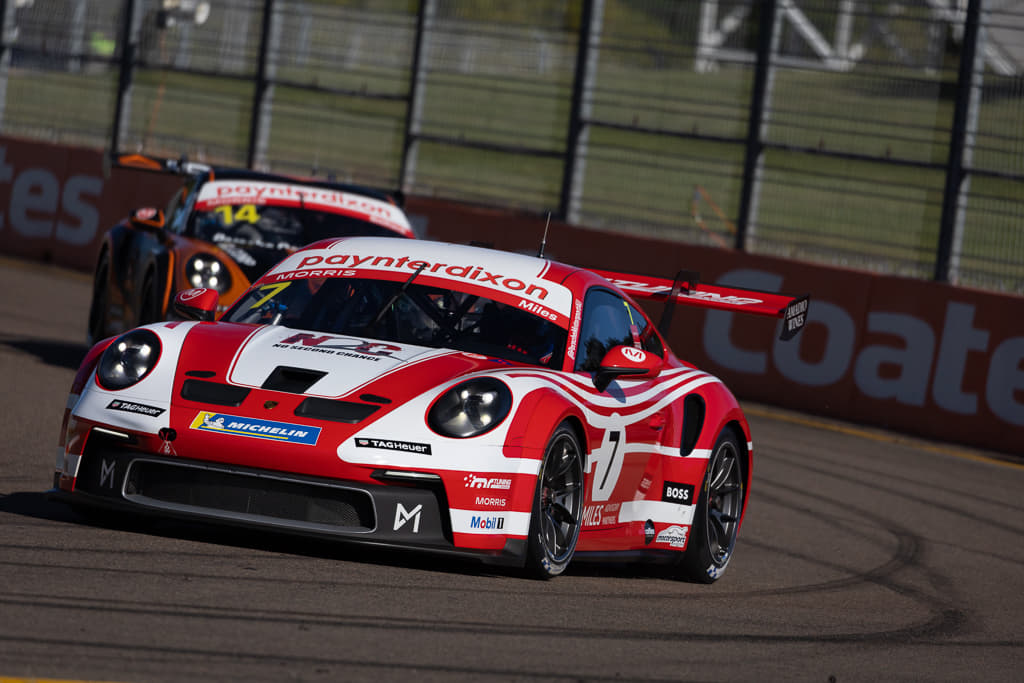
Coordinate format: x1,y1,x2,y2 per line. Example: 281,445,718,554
662,481,694,504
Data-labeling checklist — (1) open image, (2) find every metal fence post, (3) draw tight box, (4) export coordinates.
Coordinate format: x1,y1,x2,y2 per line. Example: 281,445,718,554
935,0,983,284
0,0,13,130
399,0,430,193
110,0,141,156
247,0,278,170
735,0,778,251
560,0,601,223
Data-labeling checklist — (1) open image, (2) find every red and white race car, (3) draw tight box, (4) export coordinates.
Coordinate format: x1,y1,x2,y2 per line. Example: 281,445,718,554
53,237,807,581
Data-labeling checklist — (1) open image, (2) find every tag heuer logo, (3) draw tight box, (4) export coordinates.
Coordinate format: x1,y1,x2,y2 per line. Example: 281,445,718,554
355,438,431,454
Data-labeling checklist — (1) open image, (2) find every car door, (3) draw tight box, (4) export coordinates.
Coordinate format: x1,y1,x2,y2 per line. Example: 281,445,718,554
574,287,669,538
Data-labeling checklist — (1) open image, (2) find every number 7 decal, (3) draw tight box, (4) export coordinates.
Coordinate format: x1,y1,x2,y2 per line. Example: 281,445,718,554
588,429,623,502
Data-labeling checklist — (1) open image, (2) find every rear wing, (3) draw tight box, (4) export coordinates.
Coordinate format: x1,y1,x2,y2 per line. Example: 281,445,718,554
592,269,809,341
104,152,406,208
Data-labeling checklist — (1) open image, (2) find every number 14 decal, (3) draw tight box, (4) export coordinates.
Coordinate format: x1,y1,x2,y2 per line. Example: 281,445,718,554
588,429,623,502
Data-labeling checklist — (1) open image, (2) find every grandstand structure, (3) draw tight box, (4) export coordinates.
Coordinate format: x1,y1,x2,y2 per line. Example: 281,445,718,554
696,0,1023,75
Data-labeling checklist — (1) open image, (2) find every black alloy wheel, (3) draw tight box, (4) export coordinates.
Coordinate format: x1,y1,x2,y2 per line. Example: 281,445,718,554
525,422,584,579
677,429,745,583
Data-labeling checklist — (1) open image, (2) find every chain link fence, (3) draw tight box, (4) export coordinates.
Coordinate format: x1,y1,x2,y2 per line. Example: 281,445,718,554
0,0,1021,291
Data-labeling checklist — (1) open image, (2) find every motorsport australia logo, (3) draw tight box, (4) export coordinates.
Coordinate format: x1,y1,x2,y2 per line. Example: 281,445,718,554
189,411,321,445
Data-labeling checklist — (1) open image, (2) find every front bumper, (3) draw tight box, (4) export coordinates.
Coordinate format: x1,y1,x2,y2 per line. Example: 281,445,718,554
49,441,526,567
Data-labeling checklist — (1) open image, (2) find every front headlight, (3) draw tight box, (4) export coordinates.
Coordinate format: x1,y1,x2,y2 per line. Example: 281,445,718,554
186,254,231,293
96,329,162,390
427,378,512,438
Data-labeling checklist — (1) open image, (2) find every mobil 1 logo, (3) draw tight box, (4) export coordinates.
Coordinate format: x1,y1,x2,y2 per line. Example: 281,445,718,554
662,481,694,504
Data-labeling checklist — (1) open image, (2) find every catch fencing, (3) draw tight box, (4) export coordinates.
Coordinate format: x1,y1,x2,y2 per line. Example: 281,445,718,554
1,0,1021,292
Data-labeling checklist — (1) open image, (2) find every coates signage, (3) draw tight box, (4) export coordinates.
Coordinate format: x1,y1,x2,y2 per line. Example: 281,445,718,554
0,141,104,260
266,239,575,327
194,180,412,235
0,136,180,270
679,264,1024,454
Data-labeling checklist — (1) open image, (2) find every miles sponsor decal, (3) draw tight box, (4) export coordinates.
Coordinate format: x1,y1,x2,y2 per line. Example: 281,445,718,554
106,399,165,417
189,411,320,445
582,502,621,527
355,438,432,454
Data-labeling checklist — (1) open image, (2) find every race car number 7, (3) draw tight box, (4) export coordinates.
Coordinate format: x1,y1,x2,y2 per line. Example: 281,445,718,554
588,429,623,502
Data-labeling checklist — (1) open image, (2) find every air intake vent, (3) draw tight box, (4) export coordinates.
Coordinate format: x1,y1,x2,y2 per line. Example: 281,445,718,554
295,397,379,424
127,460,375,530
181,379,250,407
262,366,327,393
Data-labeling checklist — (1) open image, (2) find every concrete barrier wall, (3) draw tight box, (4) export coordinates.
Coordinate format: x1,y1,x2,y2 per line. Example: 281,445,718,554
1,136,1020,455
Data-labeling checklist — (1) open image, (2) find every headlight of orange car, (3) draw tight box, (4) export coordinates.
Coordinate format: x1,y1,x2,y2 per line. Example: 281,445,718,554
186,254,231,293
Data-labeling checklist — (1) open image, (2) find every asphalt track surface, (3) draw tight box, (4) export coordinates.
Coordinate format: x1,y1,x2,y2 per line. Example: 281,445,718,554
1,256,1022,683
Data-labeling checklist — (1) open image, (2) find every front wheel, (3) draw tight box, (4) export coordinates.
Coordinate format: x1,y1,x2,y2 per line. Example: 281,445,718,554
524,422,584,579
676,429,746,583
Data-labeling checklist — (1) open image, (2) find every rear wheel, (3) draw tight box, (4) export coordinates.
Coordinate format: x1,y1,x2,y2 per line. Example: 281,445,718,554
87,252,110,344
524,422,584,579
677,429,745,583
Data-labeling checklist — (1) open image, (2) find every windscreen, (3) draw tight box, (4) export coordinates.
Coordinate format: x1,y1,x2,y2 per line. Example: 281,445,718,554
223,277,567,368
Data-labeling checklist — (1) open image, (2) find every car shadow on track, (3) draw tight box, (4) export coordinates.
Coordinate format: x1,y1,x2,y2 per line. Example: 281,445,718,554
0,490,80,522
0,338,89,370
0,489,525,579
0,490,682,582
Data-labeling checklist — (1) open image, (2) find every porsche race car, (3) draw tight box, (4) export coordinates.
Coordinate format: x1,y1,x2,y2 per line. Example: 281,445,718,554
87,155,414,344
55,236,807,580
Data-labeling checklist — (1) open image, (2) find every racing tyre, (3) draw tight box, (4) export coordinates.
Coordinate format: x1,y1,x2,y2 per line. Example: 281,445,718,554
87,252,110,344
524,422,584,579
677,429,745,583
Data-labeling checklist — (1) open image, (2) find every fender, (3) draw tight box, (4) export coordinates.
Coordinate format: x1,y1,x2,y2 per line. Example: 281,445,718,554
688,381,752,527
103,223,135,323
56,337,116,476
504,386,589,458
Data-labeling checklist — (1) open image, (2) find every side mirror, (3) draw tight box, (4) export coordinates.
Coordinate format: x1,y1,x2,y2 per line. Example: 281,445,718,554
129,207,166,232
172,287,218,322
592,345,663,392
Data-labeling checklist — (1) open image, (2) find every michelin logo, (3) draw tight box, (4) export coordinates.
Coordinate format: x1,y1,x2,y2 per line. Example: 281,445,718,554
189,411,321,445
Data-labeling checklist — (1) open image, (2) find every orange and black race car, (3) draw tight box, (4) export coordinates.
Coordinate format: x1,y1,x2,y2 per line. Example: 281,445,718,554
87,156,415,343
